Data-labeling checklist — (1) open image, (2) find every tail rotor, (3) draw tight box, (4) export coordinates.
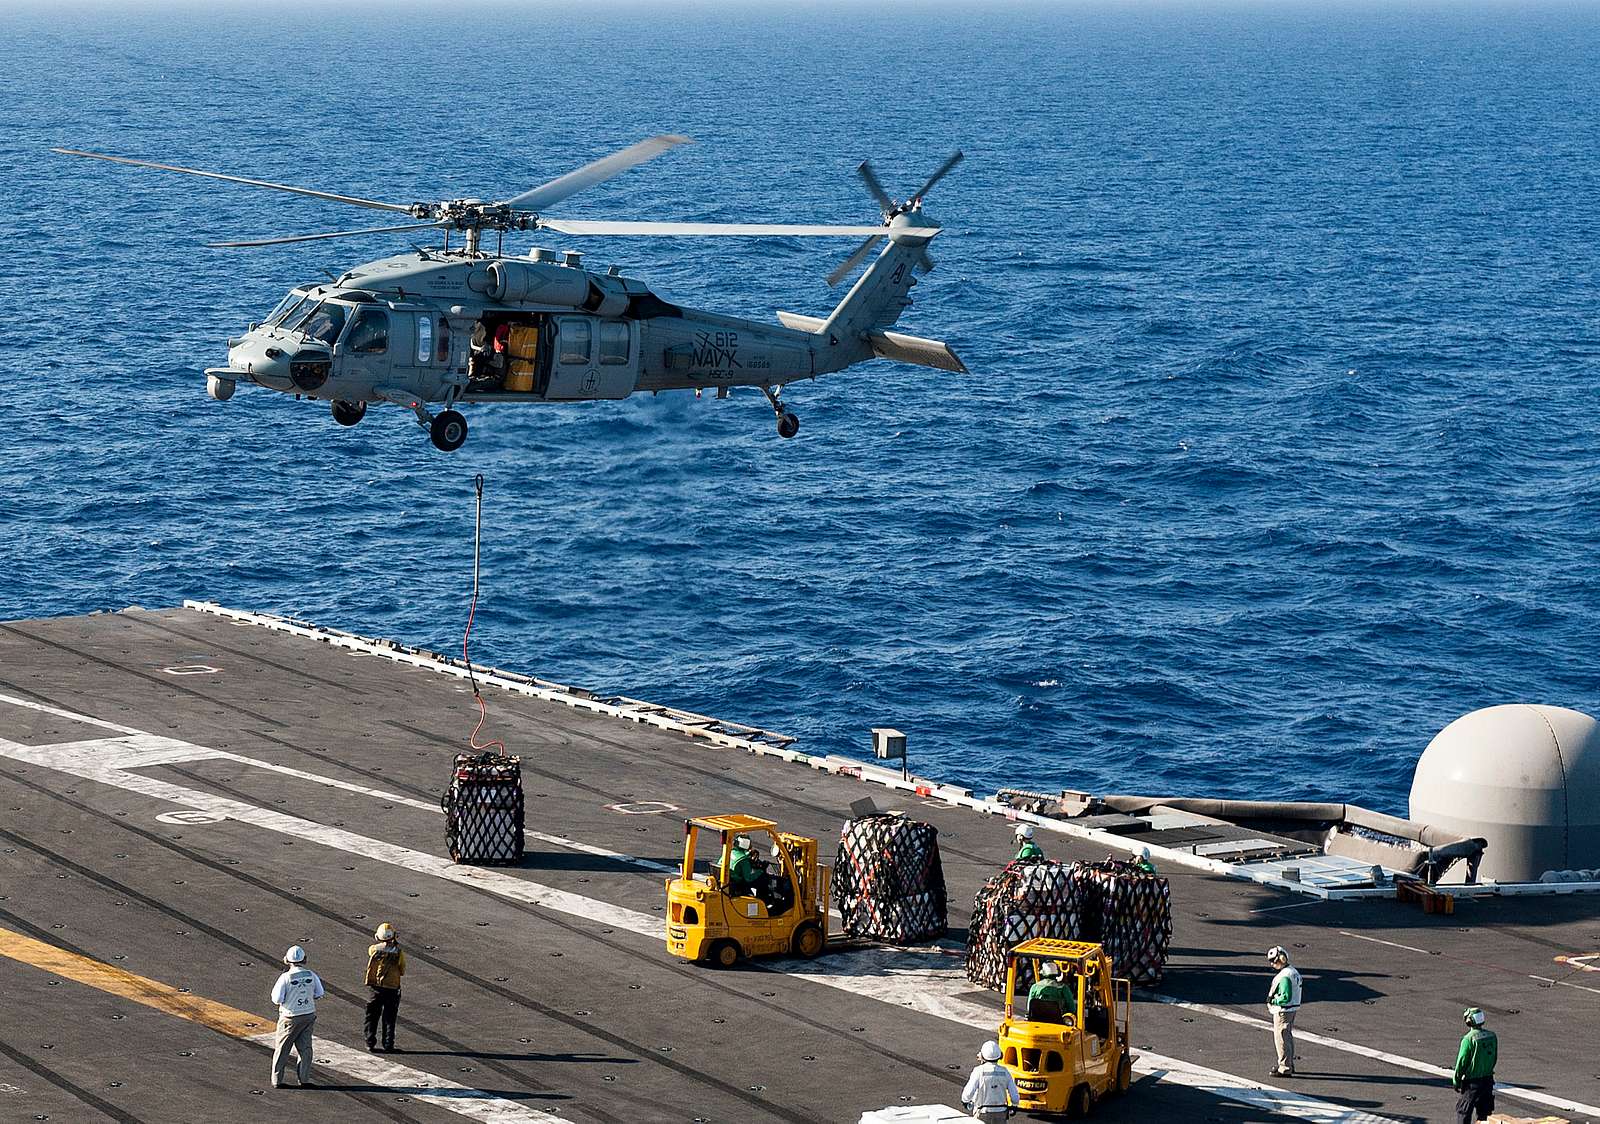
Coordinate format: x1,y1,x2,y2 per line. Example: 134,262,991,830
827,150,962,287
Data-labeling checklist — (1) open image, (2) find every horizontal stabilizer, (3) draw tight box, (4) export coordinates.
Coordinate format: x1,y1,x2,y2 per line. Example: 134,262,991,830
867,328,967,373
776,311,825,332
776,312,966,374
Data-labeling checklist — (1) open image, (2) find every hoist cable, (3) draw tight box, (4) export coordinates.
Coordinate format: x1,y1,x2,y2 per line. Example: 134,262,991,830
463,473,505,756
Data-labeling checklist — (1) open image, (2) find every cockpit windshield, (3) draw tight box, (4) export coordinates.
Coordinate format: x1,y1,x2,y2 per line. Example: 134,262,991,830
264,289,310,328
283,300,348,346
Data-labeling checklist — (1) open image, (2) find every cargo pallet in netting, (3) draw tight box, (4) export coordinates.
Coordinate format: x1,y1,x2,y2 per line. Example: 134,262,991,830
832,814,948,944
965,859,1172,989
442,752,524,865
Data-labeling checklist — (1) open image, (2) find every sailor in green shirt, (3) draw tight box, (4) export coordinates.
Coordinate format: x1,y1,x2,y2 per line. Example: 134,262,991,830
1025,961,1071,1022
1452,1007,1497,1124
1014,824,1043,861
1134,845,1157,875
729,834,762,895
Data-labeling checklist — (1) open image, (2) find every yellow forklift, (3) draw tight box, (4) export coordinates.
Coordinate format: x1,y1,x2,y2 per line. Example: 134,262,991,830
997,938,1133,1117
665,813,829,968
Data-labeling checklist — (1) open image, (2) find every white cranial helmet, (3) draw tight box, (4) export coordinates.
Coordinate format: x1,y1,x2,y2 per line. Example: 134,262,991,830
979,1040,1002,1062
1016,824,1034,840
734,835,751,849
284,945,307,964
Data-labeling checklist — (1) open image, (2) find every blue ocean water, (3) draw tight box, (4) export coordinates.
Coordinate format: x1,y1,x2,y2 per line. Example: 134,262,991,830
2,1,1598,815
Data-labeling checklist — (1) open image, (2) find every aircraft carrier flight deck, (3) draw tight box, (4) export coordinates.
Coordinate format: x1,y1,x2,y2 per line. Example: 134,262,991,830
0,604,1595,1124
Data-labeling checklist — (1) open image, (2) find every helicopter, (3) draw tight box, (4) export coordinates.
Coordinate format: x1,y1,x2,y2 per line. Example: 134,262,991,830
55,138,966,451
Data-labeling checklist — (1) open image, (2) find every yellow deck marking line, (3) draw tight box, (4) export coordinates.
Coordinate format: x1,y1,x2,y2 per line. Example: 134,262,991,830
0,924,563,1122
0,924,262,1036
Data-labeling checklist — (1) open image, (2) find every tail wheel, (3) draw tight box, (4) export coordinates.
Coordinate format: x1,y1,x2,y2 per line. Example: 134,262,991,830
709,940,741,969
777,411,800,439
331,400,367,427
1067,1084,1092,1118
792,922,824,959
430,409,468,452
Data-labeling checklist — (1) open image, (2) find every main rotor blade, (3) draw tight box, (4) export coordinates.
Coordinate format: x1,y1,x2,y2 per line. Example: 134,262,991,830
52,148,414,214
911,150,964,203
498,135,691,211
857,160,896,216
206,220,449,248
538,219,892,237
825,234,884,287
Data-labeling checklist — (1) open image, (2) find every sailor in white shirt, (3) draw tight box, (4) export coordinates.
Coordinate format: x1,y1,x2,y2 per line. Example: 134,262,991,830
962,1040,1020,1120
270,945,325,1088
1265,945,1304,1077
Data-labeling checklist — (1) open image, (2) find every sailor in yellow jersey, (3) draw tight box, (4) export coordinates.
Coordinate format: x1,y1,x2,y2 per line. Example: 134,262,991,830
364,921,408,1053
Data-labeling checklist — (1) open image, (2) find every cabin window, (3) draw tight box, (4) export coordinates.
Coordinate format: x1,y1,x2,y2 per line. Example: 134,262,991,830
346,309,388,354
436,317,451,363
1045,1051,1064,1073
559,318,592,365
598,321,630,366
416,315,432,363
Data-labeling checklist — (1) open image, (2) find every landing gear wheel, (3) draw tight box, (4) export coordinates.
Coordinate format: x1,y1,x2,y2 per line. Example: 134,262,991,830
331,400,367,427
709,940,741,969
1067,1084,1092,1118
430,409,468,452
777,411,800,439
792,923,824,959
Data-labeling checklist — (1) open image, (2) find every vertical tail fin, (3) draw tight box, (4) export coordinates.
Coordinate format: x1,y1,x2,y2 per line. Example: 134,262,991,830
817,222,938,369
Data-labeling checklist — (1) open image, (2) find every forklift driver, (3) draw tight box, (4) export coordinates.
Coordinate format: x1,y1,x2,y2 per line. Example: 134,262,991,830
729,835,762,896
1026,961,1071,1023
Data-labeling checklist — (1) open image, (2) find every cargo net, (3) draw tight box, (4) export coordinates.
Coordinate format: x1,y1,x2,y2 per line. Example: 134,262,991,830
964,860,1172,990
831,815,948,944
441,752,524,865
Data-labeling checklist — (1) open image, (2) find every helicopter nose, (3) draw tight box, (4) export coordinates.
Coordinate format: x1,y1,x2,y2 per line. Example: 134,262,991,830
230,335,293,391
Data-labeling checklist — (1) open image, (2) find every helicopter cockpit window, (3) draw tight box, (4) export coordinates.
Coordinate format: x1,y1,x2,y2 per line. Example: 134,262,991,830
346,309,388,355
265,290,310,328
299,302,348,346
559,318,592,365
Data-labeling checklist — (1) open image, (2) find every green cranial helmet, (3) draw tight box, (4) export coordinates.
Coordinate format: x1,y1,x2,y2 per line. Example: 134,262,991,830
1463,1007,1485,1026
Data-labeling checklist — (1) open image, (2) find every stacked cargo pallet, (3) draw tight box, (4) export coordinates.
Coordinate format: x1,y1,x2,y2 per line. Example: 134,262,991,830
441,751,525,865
965,859,1172,989
832,814,948,943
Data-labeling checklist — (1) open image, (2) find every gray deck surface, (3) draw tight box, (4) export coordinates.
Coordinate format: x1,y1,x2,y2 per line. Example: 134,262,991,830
0,607,1595,1124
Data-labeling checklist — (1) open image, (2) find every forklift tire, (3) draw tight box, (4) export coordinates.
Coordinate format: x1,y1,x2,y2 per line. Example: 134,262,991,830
1067,1084,1092,1118
1115,1054,1132,1094
792,923,825,959
708,940,741,969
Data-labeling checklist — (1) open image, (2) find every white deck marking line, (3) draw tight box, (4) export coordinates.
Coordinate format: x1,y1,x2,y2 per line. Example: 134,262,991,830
1152,995,1600,1118
1338,931,1432,956
266,1037,567,1122
217,752,679,875
1527,973,1600,997
0,691,148,737
1249,899,1327,914
1344,928,1600,998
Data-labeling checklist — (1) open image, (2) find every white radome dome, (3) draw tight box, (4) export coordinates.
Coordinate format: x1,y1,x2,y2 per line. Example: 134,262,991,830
1410,704,1600,883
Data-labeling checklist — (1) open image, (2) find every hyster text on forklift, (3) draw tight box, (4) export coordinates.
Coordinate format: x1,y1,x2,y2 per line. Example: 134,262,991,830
665,814,829,967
